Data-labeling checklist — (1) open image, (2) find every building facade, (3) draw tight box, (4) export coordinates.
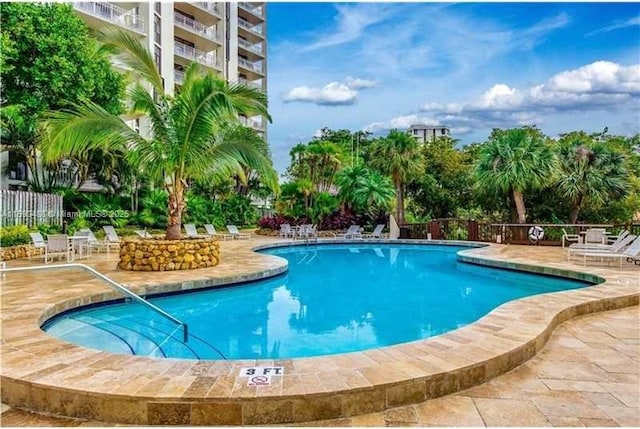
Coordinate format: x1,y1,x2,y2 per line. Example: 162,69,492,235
1,1,267,190
408,124,450,143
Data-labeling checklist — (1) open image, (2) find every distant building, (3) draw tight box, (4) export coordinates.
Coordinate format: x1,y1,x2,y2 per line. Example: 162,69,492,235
408,124,450,143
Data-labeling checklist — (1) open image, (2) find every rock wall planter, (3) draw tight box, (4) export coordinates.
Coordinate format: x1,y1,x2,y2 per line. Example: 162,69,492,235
118,238,220,271
0,244,44,261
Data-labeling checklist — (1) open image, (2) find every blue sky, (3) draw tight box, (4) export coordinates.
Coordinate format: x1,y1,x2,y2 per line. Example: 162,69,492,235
265,3,640,174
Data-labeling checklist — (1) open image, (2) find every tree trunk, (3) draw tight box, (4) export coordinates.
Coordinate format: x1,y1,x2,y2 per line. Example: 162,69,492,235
395,178,404,225
512,189,526,224
166,181,185,240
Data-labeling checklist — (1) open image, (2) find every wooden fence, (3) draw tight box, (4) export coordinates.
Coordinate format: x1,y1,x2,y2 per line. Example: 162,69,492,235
400,219,640,246
0,190,63,227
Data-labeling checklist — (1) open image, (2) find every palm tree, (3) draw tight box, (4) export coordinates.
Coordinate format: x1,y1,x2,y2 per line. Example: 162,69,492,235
335,165,394,217
474,127,556,224
41,30,277,239
555,132,628,223
370,129,422,224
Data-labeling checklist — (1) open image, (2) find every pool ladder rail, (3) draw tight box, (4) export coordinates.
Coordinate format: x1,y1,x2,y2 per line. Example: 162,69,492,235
0,263,189,343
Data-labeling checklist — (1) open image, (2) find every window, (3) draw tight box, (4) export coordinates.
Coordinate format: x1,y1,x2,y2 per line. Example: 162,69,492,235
441,129,446,135
154,15,161,44
154,46,161,72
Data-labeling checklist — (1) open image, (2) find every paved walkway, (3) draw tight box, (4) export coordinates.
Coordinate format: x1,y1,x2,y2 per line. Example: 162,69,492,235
2,306,637,427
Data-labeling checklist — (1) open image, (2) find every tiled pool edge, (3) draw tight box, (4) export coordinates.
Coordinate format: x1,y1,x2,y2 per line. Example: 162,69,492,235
1,240,638,425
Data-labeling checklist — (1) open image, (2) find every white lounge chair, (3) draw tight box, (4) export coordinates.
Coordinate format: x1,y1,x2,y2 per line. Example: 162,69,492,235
226,225,250,240
561,228,580,249
29,232,47,258
569,234,636,260
45,234,71,263
102,226,122,252
184,224,207,238
337,225,362,239
204,224,233,241
363,224,386,239
569,230,629,251
135,230,153,238
573,236,640,267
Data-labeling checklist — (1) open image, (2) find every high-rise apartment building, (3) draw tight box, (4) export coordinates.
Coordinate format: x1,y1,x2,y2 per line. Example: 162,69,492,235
1,2,267,191
73,1,267,139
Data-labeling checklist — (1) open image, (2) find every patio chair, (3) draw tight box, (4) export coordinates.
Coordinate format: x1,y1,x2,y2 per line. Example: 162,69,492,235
204,224,234,241
573,236,640,267
584,228,607,244
184,224,207,238
337,225,362,239
226,225,251,240
102,225,122,252
45,234,71,263
279,223,293,238
29,232,47,259
79,228,114,255
569,230,629,251
135,230,153,239
568,234,636,260
561,228,580,249
363,224,386,239
298,224,317,240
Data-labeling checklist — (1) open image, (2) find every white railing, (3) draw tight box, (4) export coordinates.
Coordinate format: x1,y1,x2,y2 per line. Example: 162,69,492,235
192,1,221,15
239,78,263,89
238,38,264,55
238,18,263,35
174,41,219,68
239,2,264,17
74,2,145,33
174,69,185,84
238,57,263,73
174,12,220,42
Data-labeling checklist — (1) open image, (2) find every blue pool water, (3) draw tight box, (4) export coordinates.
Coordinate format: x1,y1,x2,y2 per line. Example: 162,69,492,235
43,244,593,360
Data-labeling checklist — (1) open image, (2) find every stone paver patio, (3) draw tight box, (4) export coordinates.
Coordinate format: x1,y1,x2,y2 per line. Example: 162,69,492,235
1,236,638,425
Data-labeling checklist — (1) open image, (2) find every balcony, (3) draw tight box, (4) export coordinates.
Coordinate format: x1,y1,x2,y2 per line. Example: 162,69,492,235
174,41,220,69
238,19,263,36
174,12,221,43
74,2,145,33
239,116,265,130
238,38,264,56
238,57,264,74
191,1,222,16
239,78,263,90
174,69,185,84
239,2,264,18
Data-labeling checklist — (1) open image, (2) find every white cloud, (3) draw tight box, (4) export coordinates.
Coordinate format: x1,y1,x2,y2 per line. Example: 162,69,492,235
587,15,640,36
283,82,357,106
366,61,640,134
345,76,377,89
282,77,378,106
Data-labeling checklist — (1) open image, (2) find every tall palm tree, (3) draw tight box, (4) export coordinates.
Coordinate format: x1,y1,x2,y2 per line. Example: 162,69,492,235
370,129,422,224
41,30,277,239
555,132,628,223
474,127,556,224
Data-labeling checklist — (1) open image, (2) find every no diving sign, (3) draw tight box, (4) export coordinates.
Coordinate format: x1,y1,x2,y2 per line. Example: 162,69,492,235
239,367,284,386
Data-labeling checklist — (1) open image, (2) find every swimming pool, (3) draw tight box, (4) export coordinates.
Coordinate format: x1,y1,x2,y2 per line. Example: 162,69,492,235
43,243,593,360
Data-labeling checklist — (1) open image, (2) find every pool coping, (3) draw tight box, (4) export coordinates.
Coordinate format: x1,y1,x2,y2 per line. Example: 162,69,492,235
1,239,638,425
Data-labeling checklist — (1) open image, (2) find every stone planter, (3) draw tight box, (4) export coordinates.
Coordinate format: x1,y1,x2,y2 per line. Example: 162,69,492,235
0,244,44,261
118,238,220,271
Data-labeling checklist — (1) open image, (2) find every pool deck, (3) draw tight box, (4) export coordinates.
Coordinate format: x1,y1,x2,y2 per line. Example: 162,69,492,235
1,236,638,425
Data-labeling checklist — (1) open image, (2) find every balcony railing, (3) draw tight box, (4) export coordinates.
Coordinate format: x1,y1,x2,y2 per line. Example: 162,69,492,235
239,78,263,90
238,57,263,73
174,69,185,84
239,116,264,129
74,2,145,33
238,38,264,55
174,12,220,42
239,2,264,17
174,41,220,69
238,18,263,35
191,2,221,16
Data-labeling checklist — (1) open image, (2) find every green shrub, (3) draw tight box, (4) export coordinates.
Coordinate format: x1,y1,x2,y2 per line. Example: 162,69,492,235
0,225,31,247
221,194,257,227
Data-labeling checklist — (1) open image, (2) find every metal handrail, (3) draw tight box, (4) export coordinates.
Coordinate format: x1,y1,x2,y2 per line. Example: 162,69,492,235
0,263,189,342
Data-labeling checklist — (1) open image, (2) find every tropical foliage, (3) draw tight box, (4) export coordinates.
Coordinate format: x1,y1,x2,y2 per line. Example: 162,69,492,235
41,30,277,239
